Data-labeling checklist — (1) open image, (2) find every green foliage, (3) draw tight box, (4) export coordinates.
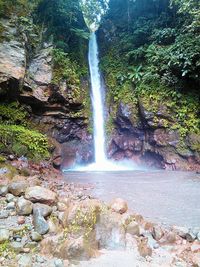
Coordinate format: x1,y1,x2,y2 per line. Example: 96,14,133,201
52,48,80,93
0,125,49,160
0,102,27,125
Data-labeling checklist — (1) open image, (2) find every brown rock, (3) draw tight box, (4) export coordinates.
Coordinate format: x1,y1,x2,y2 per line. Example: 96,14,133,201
25,186,57,205
110,198,128,214
16,197,33,216
17,216,26,225
33,203,52,217
138,237,152,257
126,221,140,236
9,181,28,196
152,225,164,241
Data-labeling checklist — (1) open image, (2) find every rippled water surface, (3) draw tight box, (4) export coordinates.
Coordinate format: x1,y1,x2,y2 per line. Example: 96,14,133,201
64,170,200,227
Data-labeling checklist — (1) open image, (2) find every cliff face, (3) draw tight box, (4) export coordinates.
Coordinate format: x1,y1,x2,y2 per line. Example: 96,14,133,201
0,18,93,168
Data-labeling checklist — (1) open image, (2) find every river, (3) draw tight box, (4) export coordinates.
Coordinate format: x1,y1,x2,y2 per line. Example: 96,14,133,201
65,170,200,228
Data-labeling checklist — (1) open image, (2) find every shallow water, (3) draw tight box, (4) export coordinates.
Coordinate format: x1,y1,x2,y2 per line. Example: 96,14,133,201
64,170,200,227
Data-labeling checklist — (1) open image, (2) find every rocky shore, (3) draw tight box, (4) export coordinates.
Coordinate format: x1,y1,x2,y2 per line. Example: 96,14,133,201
0,160,200,267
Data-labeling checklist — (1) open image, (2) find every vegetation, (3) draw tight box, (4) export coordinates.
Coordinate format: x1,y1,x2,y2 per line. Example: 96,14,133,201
100,0,200,138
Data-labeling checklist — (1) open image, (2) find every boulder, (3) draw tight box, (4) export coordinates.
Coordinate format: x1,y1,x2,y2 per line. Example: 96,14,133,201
33,203,52,217
33,213,49,235
16,197,33,216
9,181,28,196
152,225,164,241
110,198,128,214
126,221,140,236
25,186,57,205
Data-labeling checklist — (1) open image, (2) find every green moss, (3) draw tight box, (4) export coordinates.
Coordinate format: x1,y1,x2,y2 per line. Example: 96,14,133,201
136,82,200,138
0,124,49,160
0,241,10,256
0,102,27,125
0,155,6,163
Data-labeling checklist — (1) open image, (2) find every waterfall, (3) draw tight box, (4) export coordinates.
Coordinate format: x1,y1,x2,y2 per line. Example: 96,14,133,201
88,32,107,164
65,32,136,171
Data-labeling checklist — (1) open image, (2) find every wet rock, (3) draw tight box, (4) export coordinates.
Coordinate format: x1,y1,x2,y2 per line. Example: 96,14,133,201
0,210,9,219
16,197,33,215
33,203,52,217
0,185,8,196
31,231,42,242
152,225,164,241
110,198,128,214
25,186,57,205
0,228,10,243
9,181,28,196
33,213,49,235
6,201,15,210
18,254,32,267
126,221,140,236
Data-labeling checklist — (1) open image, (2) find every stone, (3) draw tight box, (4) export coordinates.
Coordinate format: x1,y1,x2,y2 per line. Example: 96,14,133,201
173,226,189,239
25,186,57,205
17,197,33,215
152,225,164,241
0,229,10,243
9,181,28,196
33,203,52,217
166,231,176,243
10,241,23,253
0,185,8,196
110,198,128,214
6,193,15,202
6,202,15,210
137,237,152,258
186,231,196,242
33,213,49,235
0,210,9,219
57,202,68,212
24,242,38,249
18,254,32,267
126,221,140,236
31,231,42,242
197,232,200,242
54,258,64,267
18,216,26,225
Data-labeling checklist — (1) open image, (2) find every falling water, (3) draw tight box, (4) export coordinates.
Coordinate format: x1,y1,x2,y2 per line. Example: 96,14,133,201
65,32,137,171
88,32,107,164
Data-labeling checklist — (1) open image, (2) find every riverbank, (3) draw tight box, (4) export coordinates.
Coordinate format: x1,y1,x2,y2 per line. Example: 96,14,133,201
0,160,200,266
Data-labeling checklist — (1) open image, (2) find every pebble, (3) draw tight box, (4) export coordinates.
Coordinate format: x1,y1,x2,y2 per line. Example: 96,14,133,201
31,231,42,242
18,216,26,225
18,254,32,267
10,241,23,253
6,193,15,203
0,185,8,196
54,258,64,267
6,202,15,210
0,228,10,242
0,210,9,219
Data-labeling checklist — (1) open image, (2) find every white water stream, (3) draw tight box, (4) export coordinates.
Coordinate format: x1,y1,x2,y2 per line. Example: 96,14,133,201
73,32,136,171
89,32,107,164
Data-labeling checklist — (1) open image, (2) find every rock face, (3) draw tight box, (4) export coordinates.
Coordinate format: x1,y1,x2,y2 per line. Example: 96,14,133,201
0,17,92,170
108,101,200,171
